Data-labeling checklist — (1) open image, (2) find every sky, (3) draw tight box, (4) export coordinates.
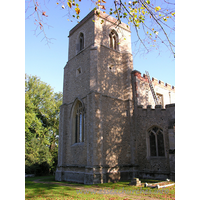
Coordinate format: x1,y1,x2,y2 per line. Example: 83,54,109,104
25,0,175,94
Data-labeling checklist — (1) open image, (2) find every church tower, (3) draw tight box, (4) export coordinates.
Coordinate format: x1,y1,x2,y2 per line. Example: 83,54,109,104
55,10,135,184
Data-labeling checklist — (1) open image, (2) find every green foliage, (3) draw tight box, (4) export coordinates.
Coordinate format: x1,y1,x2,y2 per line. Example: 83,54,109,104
25,74,62,175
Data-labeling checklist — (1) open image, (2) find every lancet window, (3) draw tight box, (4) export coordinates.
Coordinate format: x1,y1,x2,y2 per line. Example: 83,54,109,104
148,126,165,157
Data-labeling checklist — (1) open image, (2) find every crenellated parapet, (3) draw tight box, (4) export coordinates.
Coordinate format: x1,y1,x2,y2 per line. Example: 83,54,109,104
131,70,175,108
135,103,175,131
136,103,175,115
152,77,175,91
132,70,175,91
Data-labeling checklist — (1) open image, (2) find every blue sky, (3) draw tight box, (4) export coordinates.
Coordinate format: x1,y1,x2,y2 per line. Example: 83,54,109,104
25,0,175,93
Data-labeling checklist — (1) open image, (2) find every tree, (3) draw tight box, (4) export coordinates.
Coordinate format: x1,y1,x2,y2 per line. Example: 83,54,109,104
25,0,175,56
25,74,62,174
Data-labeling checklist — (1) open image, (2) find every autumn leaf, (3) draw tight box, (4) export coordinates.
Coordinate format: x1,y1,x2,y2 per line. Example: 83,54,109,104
42,11,48,17
163,17,167,21
102,0,106,3
146,0,150,4
67,2,72,8
99,5,106,10
75,7,80,14
133,1,138,5
155,6,161,12
39,22,43,30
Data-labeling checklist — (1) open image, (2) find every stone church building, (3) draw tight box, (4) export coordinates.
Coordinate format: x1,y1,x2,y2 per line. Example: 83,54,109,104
55,10,175,184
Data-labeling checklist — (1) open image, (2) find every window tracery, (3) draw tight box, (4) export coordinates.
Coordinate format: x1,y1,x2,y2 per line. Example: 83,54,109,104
109,30,118,50
148,126,165,157
73,100,85,143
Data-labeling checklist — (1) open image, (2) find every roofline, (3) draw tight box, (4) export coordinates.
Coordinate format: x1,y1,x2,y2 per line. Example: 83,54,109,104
69,9,130,37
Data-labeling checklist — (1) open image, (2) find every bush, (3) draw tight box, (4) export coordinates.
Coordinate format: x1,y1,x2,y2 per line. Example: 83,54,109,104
25,161,50,176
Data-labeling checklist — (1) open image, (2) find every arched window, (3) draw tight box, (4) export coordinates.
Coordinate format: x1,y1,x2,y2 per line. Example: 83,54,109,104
73,100,85,143
109,30,118,50
149,132,156,156
148,126,165,157
79,32,84,51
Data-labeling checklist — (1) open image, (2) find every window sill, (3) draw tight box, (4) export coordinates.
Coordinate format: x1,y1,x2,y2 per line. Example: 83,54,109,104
100,44,120,53
76,48,85,56
71,142,84,147
148,156,166,159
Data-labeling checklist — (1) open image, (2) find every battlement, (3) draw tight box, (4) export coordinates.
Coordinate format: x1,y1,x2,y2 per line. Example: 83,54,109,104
136,104,175,118
132,70,175,91
137,103,175,109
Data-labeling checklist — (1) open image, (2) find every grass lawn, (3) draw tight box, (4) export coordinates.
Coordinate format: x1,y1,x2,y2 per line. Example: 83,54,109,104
25,176,175,199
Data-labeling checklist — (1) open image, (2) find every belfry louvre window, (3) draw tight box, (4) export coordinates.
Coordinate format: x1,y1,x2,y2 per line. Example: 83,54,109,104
74,101,85,143
149,126,165,157
109,30,118,50
79,32,84,51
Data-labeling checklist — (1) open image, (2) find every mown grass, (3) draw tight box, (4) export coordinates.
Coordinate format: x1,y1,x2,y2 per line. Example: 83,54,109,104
25,176,121,200
25,176,175,200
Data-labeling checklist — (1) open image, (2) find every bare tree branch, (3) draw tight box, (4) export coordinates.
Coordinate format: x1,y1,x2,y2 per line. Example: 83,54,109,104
139,0,175,55
25,0,175,55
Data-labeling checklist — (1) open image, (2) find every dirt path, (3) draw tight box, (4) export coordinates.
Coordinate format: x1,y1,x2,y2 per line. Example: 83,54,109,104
32,178,162,200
